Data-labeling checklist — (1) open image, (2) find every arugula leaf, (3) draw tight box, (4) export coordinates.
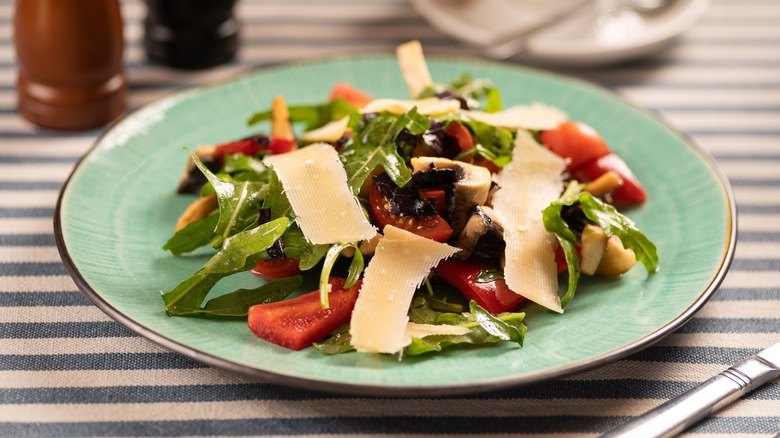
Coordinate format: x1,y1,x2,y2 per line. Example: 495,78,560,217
247,98,361,132
262,168,294,221
578,193,659,272
276,224,327,268
162,217,288,316
315,298,526,357
200,275,303,317
162,211,219,256
484,88,503,113
451,118,514,169
543,184,659,308
190,151,269,240
340,108,429,195
318,243,364,308
313,323,353,354
419,74,500,111
475,268,504,283
222,153,269,179
405,301,525,356
541,183,583,307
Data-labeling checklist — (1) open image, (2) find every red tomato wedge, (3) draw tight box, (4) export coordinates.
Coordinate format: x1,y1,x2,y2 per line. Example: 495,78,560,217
369,180,453,243
250,258,301,280
538,122,611,171
435,259,525,314
540,121,647,207
444,121,474,152
215,136,296,157
328,82,373,108
247,277,361,350
572,153,647,207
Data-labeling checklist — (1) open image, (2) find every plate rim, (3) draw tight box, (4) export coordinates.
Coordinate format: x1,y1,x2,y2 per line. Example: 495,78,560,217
53,53,737,396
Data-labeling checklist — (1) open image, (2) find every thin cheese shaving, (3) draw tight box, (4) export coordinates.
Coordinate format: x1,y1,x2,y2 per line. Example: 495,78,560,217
263,143,376,244
300,116,350,143
492,130,566,313
402,322,470,347
396,40,432,98
360,98,460,117
465,103,567,131
349,225,460,354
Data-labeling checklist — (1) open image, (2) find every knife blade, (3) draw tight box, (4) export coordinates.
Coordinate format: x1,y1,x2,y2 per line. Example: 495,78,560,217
602,341,780,438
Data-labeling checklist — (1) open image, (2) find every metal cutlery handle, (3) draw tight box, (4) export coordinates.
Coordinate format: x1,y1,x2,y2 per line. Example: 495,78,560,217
602,355,780,438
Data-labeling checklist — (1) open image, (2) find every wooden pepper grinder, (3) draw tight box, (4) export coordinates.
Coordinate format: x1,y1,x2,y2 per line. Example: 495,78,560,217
14,0,127,131
144,0,239,70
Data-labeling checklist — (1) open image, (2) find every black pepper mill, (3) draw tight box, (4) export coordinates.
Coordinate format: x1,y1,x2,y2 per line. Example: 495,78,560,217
143,0,239,70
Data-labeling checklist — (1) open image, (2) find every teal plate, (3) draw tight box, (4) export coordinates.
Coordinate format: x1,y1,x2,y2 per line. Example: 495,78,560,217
55,55,736,396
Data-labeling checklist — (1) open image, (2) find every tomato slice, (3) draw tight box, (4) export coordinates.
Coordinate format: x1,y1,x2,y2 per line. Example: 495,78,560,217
435,259,525,314
444,121,474,153
250,258,301,280
539,122,611,171
215,138,261,157
572,153,647,207
369,180,453,242
215,136,296,157
266,137,296,154
419,189,447,217
328,82,373,108
247,277,361,350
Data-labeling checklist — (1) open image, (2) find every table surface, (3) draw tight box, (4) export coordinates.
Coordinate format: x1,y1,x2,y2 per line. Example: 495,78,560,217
2,0,779,436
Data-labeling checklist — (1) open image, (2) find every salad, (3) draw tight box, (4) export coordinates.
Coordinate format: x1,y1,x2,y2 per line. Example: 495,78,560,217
162,41,658,357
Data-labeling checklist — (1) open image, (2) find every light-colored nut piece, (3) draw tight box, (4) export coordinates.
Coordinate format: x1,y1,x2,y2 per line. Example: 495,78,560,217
579,224,608,275
358,233,383,257
174,193,218,232
595,236,637,277
271,95,294,140
585,171,623,197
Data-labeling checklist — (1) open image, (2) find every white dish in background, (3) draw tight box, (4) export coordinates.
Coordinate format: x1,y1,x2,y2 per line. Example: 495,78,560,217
411,0,710,66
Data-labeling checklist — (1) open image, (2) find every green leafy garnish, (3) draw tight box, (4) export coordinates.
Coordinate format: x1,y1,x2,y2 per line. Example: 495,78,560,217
318,243,363,308
162,211,219,256
315,297,526,357
162,217,288,316
340,107,430,195
190,151,269,240
475,268,504,283
199,275,303,317
247,98,361,132
543,184,658,307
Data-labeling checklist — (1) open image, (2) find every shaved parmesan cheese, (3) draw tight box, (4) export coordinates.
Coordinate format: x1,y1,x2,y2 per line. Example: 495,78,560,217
300,116,350,143
402,322,470,347
360,98,460,117
349,225,460,354
465,103,567,131
396,40,433,98
492,130,566,313
263,143,376,244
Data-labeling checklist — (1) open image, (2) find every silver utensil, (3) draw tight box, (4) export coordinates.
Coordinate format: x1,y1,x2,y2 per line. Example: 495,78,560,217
602,341,780,438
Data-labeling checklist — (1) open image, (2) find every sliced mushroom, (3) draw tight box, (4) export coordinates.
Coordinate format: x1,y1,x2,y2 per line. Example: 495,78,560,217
174,193,218,232
454,206,505,261
176,146,221,194
579,224,608,275
410,156,492,236
595,236,637,277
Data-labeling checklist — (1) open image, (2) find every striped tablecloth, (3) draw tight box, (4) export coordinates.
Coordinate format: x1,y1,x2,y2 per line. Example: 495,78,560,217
2,0,779,436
